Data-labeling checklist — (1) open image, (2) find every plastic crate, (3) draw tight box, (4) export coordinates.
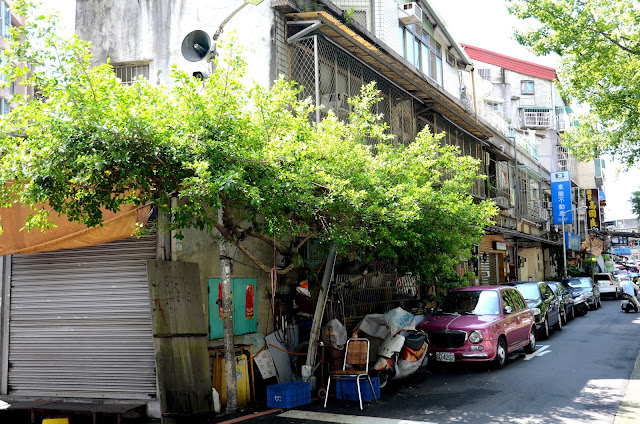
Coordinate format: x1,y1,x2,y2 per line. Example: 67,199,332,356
336,376,380,402
267,381,311,409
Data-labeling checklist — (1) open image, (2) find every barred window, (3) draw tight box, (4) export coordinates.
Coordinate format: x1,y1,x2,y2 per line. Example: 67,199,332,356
478,69,491,81
113,63,150,85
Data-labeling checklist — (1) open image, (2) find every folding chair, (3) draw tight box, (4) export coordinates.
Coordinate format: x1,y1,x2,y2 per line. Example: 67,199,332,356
323,337,378,410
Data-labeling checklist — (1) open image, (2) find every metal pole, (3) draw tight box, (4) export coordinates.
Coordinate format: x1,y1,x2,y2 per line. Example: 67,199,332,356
314,35,321,125
562,211,568,279
305,245,337,369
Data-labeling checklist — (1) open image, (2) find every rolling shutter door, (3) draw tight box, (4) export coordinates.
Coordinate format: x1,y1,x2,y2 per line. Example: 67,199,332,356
8,235,157,399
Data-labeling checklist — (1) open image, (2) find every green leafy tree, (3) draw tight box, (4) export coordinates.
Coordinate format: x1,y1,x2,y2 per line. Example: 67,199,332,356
507,0,640,166
0,0,497,411
631,191,640,219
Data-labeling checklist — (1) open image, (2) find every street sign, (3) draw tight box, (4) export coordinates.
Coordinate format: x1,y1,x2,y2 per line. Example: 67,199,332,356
551,171,571,225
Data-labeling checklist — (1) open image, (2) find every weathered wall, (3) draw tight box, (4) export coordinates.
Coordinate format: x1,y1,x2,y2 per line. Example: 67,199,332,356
176,227,275,349
76,0,274,87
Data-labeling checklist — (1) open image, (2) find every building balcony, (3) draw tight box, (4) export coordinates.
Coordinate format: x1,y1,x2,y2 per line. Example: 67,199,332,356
518,201,549,224
518,107,552,129
489,187,512,210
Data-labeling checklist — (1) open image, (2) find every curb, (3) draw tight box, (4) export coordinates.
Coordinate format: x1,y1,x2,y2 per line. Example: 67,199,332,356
614,349,640,424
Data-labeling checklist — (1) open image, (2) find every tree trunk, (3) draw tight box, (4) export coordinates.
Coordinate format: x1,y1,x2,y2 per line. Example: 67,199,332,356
219,208,238,414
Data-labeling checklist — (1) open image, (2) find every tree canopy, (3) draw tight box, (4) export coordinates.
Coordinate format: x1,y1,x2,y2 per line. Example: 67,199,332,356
507,0,640,167
0,0,496,289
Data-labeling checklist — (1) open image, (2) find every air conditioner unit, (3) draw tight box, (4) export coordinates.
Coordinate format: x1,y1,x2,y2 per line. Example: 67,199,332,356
321,92,349,114
399,2,423,26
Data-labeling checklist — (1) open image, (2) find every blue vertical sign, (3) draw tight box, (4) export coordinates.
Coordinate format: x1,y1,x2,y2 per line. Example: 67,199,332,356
551,171,572,225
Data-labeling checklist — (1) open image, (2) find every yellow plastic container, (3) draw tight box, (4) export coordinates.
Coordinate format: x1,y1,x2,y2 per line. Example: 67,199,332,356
214,353,250,407
42,419,69,424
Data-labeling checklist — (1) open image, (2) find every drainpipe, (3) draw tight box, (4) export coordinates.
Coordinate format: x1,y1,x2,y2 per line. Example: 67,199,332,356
471,68,478,121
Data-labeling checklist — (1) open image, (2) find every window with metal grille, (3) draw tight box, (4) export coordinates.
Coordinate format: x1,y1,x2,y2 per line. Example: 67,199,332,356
478,69,491,81
113,64,150,85
557,144,570,171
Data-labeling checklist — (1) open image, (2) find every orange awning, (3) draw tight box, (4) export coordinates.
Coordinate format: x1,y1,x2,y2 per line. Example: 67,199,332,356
0,203,152,256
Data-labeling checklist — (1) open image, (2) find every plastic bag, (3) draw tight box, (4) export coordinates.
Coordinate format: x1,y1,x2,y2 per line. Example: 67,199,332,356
322,319,348,350
383,307,416,334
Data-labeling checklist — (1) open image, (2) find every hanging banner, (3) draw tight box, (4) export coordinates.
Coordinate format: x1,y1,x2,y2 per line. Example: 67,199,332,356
551,171,571,225
245,285,255,320
586,189,601,230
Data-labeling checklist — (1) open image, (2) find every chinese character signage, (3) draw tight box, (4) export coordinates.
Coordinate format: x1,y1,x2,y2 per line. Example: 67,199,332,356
551,171,571,225
586,189,601,230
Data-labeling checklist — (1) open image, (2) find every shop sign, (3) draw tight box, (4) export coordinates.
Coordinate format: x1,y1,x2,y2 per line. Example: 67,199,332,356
551,171,571,225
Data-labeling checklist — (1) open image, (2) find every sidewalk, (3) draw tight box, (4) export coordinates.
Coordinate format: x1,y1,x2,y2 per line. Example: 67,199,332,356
614,349,640,424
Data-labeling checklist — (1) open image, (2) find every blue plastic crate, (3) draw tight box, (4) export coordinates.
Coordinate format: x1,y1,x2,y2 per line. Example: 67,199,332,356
267,381,311,409
336,376,380,402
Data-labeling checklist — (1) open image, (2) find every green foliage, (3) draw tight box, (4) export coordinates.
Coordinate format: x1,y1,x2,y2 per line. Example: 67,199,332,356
0,0,497,286
507,0,640,166
631,191,640,219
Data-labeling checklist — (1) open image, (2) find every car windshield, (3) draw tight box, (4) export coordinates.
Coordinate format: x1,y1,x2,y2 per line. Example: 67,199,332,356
563,278,591,288
514,284,541,302
548,283,559,292
437,290,500,315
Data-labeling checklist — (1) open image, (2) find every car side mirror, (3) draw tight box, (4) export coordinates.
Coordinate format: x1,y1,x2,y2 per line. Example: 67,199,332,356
504,305,512,314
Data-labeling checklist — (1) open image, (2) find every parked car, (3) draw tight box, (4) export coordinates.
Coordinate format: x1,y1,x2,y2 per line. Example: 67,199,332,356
562,276,600,313
595,272,621,299
508,281,562,339
416,286,536,368
547,281,575,324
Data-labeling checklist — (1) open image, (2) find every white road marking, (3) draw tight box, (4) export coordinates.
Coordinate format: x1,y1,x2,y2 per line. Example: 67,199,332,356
524,344,550,360
278,410,437,424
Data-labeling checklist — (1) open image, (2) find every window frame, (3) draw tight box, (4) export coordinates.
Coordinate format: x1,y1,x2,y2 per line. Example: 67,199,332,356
521,80,535,94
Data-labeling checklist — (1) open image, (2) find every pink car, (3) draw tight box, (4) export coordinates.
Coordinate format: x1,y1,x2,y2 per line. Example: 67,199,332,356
417,286,537,368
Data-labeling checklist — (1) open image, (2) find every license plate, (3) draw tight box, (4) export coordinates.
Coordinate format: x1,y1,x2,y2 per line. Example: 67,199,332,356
436,352,455,362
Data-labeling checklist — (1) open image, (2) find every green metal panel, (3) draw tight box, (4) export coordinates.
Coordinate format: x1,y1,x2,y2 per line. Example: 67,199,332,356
208,278,257,340
232,278,258,336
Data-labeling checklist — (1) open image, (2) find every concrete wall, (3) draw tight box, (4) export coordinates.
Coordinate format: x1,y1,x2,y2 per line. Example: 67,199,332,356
176,227,275,347
76,0,274,88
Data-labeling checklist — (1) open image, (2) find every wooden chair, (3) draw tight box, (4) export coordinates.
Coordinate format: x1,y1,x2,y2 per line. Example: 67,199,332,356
323,337,378,410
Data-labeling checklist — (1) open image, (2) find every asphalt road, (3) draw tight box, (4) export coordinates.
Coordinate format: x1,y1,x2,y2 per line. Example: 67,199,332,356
233,297,640,424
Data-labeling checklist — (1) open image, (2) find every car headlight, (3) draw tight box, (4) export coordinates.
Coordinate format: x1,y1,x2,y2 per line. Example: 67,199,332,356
469,330,483,344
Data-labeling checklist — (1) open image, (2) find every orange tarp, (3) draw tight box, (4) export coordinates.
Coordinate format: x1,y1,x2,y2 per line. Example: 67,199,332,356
0,203,151,256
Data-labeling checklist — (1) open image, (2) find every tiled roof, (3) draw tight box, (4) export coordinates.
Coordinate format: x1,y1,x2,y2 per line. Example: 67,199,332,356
460,44,557,81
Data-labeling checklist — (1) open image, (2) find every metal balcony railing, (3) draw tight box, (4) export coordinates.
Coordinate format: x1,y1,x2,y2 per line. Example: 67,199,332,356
518,108,552,129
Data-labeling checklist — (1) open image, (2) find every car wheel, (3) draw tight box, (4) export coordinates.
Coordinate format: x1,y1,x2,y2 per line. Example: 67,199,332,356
540,316,550,339
569,305,575,320
597,297,602,308
494,337,507,368
524,327,536,354
554,313,563,331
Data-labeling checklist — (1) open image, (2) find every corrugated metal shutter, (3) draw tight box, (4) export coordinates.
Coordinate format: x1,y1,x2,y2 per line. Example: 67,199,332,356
8,235,157,399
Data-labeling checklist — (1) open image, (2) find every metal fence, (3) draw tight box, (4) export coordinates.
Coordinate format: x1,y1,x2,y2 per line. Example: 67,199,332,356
330,273,421,331
288,35,416,146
